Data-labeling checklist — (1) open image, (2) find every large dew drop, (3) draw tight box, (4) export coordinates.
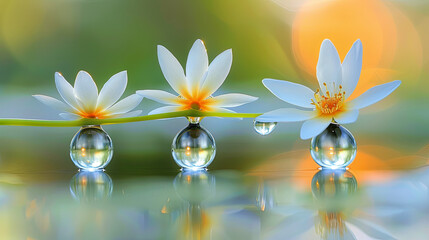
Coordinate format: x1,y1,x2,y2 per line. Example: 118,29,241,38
70,125,113,170
253,120,277,135
310,123,357,169
172,123,216,170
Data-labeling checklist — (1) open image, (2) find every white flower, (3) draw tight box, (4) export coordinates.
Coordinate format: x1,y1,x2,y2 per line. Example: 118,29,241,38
136,39,257,115
257,39,401,139
34,70,143,119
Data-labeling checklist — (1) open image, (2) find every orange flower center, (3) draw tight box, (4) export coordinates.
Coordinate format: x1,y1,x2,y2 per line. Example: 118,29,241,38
177,96,214,112
311,83,345,115
79,110,108,119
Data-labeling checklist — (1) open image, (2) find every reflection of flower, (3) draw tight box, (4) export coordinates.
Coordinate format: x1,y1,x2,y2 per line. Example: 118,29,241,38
34,71,143,119
264,170,397,240
137,39,257,115
257,39,401,139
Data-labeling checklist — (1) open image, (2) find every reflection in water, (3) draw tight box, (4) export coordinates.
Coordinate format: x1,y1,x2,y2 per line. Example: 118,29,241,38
173,170,216,240
256,181,274,212
311,170,357,240
70,125,113,171
70,170,113,202
172,124,216,170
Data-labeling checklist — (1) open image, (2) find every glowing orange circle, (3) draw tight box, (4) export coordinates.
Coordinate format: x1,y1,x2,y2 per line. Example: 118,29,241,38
292,0,397,90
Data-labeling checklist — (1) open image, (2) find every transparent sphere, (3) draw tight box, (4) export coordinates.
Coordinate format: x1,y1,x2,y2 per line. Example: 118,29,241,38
70,125,113,170
173,170,216,203
310,123,357,169
253,120,277,136
70,170,113,202
172,124,216,170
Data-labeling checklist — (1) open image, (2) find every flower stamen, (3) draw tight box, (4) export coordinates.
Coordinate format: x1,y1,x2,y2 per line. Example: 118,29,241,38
311,84,345,115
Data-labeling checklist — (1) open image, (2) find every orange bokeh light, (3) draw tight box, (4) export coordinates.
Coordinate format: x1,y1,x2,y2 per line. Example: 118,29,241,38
292,0,397,99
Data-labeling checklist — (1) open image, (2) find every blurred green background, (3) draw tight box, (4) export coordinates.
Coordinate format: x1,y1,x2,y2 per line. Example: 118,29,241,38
0,0,428,173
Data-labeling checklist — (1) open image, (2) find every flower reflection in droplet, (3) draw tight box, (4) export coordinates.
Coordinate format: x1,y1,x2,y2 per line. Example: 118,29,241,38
70,125,113,171
311,123,357,169
172,124,216,170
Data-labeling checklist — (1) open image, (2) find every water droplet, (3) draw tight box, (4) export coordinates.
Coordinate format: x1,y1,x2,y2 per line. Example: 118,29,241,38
174,170,215,203
70,170,113,202
253,120,277,135
70,125,113,170
187,116,201,124
310,123,357,169
172,123,216,170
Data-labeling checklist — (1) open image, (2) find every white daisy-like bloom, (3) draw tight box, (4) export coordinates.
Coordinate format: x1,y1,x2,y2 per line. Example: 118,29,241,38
257,39,401,139
136,39,258,115
34,70,143,120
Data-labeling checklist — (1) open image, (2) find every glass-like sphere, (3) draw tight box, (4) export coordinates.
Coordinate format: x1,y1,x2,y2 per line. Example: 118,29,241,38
172,124,216,170
70,125,113,170
310,123,357,169
173,170,216,203
253,120,277,136
70,170,113,202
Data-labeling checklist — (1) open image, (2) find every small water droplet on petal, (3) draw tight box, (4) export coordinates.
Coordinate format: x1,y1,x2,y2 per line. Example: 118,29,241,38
253,120,277,135
310,123,357,169
70,125,113,170
172,124,216,170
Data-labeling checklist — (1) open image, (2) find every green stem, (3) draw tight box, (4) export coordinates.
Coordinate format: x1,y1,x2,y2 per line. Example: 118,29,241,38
0,110,262,127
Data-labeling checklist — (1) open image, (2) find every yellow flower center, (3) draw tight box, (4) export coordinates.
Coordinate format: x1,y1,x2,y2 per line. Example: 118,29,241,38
311,83,345,115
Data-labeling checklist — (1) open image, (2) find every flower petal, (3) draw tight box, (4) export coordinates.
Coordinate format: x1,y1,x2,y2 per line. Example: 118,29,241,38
33,95,75,113
210,93,258,107
262,79,315,108
199,49,232,99
74,71,98,113
136,90,179,105
334,109,359,124
347,219,396,240
148,106,182,115
109,110,142,118
157,45,188,96
55,72,81,111
342,39,363,99
59,113,81,120
106,94,143,115
316,39,342,94
97,70,127,111
300,116,331,140
256,108,316,122
347,80,401,109
186,39,208,95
